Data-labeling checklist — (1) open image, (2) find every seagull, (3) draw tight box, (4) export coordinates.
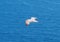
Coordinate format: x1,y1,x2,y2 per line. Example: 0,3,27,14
25,17,38,26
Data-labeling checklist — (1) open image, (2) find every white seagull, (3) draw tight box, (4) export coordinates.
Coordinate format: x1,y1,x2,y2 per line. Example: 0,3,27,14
25,17,38,26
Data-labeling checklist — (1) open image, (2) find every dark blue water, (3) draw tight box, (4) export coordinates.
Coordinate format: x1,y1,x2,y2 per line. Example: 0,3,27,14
0,0,60,42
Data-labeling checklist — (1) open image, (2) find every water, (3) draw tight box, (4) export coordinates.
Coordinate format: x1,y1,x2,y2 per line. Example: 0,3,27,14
0,0,60,42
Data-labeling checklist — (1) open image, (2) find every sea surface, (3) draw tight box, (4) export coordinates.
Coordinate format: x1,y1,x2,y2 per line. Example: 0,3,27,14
0,0,60,42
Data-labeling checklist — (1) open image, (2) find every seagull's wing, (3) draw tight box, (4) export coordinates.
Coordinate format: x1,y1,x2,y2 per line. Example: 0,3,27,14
31,17,37,19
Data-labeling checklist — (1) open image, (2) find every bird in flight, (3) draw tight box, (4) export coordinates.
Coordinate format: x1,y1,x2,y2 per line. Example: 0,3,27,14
25,17,38,26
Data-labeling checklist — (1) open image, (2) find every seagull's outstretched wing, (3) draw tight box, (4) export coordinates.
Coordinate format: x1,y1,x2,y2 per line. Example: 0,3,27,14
25,17,38,26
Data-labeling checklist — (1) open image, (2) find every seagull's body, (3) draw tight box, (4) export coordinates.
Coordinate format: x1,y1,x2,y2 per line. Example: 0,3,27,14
25,17,38,26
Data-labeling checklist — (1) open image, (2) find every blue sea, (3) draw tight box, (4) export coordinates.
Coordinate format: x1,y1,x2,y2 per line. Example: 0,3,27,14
0,0,60,42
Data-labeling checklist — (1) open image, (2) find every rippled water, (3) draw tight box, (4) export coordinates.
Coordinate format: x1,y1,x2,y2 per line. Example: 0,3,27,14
0,0,60,42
